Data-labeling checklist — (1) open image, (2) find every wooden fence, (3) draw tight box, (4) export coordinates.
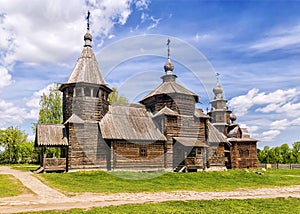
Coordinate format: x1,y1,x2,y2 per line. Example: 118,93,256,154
258,163,300,169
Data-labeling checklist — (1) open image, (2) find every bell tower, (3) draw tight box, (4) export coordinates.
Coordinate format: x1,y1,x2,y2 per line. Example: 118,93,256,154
209,76,231,135
59,12,112,123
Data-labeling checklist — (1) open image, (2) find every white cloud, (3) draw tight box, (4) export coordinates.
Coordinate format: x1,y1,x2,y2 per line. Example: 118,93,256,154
27,134,35,142
0,100,26,126
261,130,281,142
240,124,259,133
140,12,161,30
134,0,151,10
229,88,299,116
25,83,57,120
228,88,259,116
0,0,140,66
147,16,161,30
270,119,289,130
249,24,300,52
0,67,12,90
229,88,300,143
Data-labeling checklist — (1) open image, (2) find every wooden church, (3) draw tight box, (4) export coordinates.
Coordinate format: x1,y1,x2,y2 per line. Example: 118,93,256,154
35,23,258,173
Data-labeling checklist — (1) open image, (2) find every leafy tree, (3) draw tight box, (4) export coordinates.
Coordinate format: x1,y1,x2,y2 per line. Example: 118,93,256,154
0,127,36,163
38,84,63,125
293,141,300,152
108,87,128,104
36,83,63,157
258,142,300,164
292,141,300,163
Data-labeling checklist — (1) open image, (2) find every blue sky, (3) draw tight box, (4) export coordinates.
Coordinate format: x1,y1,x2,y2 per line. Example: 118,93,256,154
1,0,300,148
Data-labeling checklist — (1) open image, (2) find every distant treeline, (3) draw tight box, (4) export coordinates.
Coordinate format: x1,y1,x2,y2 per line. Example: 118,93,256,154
257,142,300,164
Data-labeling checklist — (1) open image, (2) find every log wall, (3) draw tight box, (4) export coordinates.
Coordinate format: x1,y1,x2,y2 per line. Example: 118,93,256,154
230,141,258,169
67,123,109,170
62,85,110,122
110,140,165,170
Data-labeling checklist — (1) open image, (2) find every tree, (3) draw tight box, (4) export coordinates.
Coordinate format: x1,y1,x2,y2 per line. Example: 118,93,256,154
292,141,300,163
36,83,63,157
0,127,35,163
293,141,300,152
257,142,300,164
108,87,128,104
38,84,63,125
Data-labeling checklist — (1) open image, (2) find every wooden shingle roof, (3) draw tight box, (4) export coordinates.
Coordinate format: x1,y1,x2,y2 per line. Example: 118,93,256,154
153,106,179,117
64,114,84,124
207,121,228,144
67,46,106,85
100,105,166,141
140,81,199,103
35,124,68,147
173,137,208,147
194,108,210,118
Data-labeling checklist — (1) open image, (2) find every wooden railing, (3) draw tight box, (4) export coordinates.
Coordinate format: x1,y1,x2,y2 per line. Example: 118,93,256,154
44,158,66,171
185,157,203,166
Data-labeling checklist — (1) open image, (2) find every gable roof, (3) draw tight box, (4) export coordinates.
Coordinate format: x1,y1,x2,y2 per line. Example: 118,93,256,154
194,108,210,118
100,105,166,141
67,46,106,85
64,114,84,124
207,121,228,144
140,81,199,103
173,137,208,147
153,106,179,117
35,124,68,147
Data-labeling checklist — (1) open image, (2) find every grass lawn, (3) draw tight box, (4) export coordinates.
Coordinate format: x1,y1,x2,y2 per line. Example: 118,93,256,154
38,169,300,194
11,164,39,172
34,197,300,214
0,174,30,198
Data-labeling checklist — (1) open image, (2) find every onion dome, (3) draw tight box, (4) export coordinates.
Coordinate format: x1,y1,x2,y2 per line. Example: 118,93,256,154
84,31,92,47
213,83,223,99
230,113,237,124
164,58,174,74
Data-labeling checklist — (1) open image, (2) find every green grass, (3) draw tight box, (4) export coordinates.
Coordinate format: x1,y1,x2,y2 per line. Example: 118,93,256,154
11,164,39,172
33,197,300,214
38,169,300,194
0,174,29,197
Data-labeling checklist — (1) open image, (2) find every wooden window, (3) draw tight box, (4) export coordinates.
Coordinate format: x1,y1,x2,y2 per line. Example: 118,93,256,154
196,148,202,155
140,146,147,157
84,87,91,96
239,149,250,157
75,88,82,97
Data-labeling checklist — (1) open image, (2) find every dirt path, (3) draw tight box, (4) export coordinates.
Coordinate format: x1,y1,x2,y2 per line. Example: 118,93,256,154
0,166,300,213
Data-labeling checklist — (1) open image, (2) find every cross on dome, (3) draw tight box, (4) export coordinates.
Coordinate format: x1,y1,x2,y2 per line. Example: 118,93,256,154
164,38,174,74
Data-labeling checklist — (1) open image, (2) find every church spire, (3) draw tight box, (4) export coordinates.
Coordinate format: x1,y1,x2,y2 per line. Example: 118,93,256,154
84,11,92,47
164,38,174,75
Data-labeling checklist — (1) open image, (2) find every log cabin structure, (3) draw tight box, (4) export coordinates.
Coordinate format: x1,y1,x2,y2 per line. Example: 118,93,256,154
35,17,258,172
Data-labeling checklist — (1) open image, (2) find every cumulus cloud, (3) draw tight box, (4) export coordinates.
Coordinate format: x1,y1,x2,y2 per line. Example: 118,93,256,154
24,83,58,120
0,67,12,90
0,100,26,126
0,83,58,127
0,0,141,66
260,130,281,142
228,88,259,116
229,88,299,116
229,88,300,142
